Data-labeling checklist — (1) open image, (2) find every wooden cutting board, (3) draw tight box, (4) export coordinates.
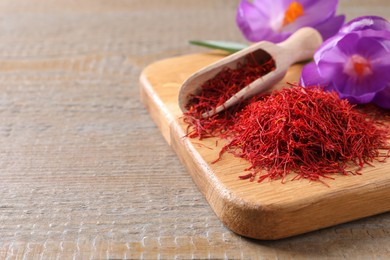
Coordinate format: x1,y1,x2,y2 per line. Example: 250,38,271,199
139,52,390,240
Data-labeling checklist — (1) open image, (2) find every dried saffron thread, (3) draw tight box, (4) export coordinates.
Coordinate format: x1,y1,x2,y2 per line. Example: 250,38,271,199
215,85,389,183
183,55,275,139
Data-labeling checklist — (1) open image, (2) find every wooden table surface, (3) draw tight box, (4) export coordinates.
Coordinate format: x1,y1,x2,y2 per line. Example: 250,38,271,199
0,0,389,259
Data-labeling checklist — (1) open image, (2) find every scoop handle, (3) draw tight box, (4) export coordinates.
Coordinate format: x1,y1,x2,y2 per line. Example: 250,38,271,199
277,27,323,64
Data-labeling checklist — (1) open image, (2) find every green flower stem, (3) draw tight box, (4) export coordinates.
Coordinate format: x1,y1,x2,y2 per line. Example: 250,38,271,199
189,40,248,53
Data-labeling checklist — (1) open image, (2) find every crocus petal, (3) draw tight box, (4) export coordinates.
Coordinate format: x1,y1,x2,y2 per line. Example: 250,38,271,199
282,0,340,33
345,36,389,84
299,0,337,13
334,74,379,103
354,29,390,50
339,92,377,104
313,34,344,63
300,62,332,88
252,0,287,19
340,16,390,34
373,85,390,109
313,15,345,40
297,0,338,24
356,37,390,69
236,0,275,42
340,16,390,50
335,32,360,56
315,34,352,77
329,65,378,104
317,59,345,79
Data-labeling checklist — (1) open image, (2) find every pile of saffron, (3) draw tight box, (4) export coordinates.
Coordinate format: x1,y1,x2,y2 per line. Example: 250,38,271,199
218,86,389,183
184,83,389,183
183,55,275,139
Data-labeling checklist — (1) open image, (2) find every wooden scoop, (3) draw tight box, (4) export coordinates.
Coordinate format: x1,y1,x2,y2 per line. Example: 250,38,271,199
178,27,323,117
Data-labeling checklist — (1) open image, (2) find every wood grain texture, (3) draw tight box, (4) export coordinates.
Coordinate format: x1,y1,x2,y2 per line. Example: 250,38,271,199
140,52,390,240
0,0,389,258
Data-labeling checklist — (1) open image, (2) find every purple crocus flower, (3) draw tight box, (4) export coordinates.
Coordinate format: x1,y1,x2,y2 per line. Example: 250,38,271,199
300,16,390,109
236,0,345,43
